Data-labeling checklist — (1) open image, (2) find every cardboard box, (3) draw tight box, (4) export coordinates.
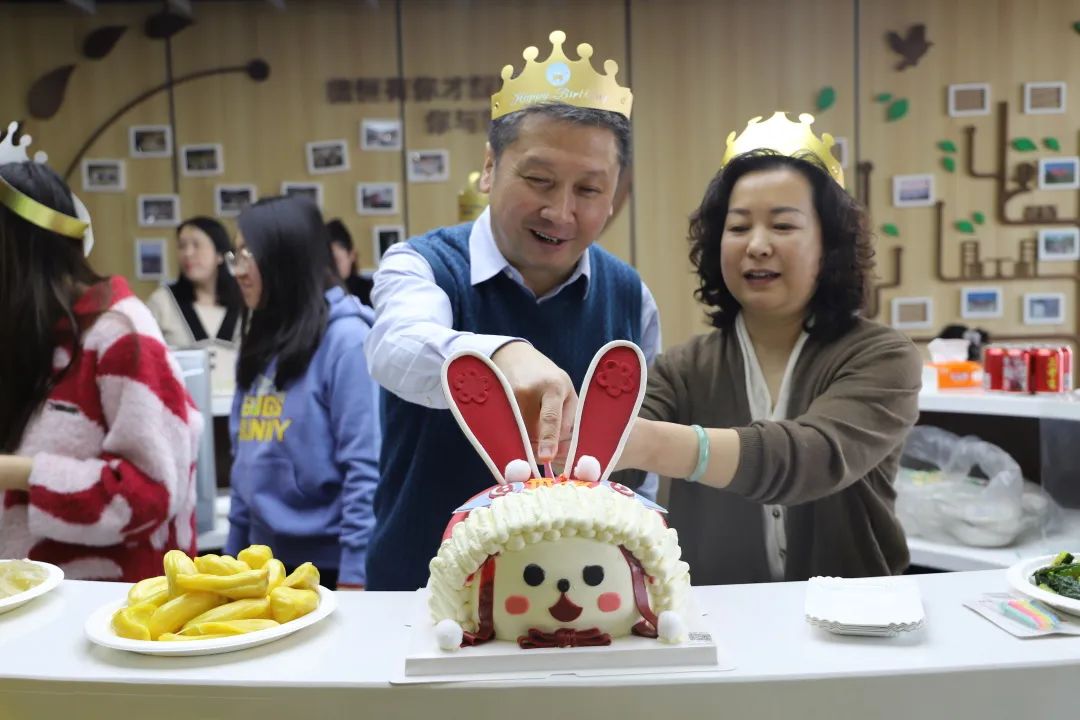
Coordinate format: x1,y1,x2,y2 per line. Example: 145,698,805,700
931,361,984,390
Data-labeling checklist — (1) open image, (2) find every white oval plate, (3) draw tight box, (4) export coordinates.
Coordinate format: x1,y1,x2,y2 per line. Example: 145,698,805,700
1006,553,1080,617
84,585,336,656
0,560,64,616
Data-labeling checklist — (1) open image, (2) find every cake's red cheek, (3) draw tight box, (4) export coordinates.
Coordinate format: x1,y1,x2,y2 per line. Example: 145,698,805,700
597,592,622,613
504,595,530,615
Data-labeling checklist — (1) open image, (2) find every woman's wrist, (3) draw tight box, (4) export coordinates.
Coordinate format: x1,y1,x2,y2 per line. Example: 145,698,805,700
618,417,652,471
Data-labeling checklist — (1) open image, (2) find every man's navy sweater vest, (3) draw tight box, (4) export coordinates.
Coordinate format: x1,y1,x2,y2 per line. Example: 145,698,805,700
366,222,642,590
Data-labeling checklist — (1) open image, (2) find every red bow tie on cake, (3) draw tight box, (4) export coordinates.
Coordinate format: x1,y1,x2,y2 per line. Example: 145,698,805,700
517,627,612,649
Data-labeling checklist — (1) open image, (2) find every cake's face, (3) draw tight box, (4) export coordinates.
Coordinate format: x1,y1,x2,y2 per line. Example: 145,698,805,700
485,536,639,641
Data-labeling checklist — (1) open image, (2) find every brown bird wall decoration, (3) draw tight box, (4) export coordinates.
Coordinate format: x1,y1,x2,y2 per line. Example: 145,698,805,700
887,23,932,71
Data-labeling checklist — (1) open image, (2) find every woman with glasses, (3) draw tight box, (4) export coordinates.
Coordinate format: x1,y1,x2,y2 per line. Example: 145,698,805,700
222,196,380,590
146,217,243,394
0,159,203,582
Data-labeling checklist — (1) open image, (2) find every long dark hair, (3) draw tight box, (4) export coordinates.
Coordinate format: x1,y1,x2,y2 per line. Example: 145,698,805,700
688,150,874,340
170,216,242,310
235,196,338,390
0,161,106,451
325,218,357,276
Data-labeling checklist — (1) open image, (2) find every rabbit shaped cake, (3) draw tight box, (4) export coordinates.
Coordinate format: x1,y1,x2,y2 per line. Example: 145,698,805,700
427,341,691,651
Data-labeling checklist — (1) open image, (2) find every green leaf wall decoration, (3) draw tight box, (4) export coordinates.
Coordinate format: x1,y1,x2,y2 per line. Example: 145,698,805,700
881,223,900,237
816,86,836,112
954,220,976,234
1044,137,1061,151
973,212,986,224
942,157,956,172
1073,21,1080,34
937,140,957,153
1011,137,1037,151
875,92,893,103
887,98,909,121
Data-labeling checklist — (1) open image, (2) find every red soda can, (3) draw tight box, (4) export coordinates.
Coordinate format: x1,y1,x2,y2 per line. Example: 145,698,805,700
1032,347,1064,393
1001,347,1030,392
983,347,1005,391
1060,345,1073,391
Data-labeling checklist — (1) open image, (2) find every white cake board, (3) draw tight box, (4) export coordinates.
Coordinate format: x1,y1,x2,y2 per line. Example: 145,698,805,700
394,588,732,684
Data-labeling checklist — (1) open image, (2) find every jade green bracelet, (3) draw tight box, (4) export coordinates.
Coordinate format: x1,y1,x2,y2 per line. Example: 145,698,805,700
687,424,710,483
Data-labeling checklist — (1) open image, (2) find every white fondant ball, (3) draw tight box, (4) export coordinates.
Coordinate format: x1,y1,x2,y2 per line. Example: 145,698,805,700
435,619,463,651
574,455,602,482
504,458,532,483
657,611,688,644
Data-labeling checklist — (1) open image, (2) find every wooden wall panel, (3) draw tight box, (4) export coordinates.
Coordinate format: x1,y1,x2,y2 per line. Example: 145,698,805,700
2,0,1078,355
168,0,398,274
630,0,857,349
859,0,1080,345
0,4,171,298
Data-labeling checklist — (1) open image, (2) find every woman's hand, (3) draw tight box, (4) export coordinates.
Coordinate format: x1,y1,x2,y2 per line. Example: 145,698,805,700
0,455,33,492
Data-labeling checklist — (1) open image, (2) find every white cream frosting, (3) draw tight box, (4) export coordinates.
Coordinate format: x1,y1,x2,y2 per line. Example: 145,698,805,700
428,482,690,636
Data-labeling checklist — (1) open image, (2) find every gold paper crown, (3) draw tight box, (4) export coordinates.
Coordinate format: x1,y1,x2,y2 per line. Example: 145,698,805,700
0,121,88,240
721,112,844,186
491,30,632,120
458,171,489,222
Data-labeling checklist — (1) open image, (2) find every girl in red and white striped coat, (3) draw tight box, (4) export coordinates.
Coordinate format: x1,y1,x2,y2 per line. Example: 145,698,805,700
0,159,203,582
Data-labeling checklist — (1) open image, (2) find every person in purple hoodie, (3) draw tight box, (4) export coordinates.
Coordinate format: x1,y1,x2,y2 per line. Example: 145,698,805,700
223,196,380,590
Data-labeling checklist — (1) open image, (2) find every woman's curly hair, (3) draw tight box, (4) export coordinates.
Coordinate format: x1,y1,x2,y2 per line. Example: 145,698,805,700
688,150,875,341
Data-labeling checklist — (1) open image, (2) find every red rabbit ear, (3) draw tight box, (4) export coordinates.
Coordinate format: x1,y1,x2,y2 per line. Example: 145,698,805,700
565,341,647,483
442,351,539,484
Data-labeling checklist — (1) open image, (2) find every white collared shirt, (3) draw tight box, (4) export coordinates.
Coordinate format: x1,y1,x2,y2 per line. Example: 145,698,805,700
365,207,662,409
733,313,809,581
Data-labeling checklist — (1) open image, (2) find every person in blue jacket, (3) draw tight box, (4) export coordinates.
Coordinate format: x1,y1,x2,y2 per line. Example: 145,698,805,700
223,196,380,590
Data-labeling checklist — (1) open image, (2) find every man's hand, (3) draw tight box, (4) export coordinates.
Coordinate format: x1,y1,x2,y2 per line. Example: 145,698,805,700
491,342,577,466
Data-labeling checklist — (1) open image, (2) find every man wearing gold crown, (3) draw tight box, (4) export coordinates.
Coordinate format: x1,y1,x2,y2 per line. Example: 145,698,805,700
364,31,659,591
616,113,922,584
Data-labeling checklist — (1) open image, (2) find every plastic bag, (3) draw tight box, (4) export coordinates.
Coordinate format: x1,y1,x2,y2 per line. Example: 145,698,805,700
896,426,1057,547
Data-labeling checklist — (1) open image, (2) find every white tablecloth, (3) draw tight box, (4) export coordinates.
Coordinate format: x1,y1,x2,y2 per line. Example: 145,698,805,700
1,570,1077,718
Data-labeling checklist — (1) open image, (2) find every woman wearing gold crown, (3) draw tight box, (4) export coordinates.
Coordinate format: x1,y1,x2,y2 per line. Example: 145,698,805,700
0,133,204,582
618,113,921,584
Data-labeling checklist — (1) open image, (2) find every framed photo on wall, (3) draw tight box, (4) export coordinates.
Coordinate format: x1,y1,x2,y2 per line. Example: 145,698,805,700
181,144,224,177
214,184,257,218
361,119,402,151
129,125,172,158
281,182,324,208
306,139,349,175
1024,81,1067,114
407,149,450,183
372,224,406,264
1023,292,1066,325
960,286,1003,319
137,194,180,227
81,159,125,192
1037,227,1080,261
1038,157,1080,190
892,174,935,208
947,83,991,117
134,238,167,281
891,296,934,330
357,182,399,215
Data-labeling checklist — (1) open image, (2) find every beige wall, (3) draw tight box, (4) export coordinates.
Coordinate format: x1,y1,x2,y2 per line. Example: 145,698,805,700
2,0,1078,349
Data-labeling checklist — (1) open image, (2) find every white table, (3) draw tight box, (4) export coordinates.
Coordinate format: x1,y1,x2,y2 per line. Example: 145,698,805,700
919,386,1080,421
1,571,1077,718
